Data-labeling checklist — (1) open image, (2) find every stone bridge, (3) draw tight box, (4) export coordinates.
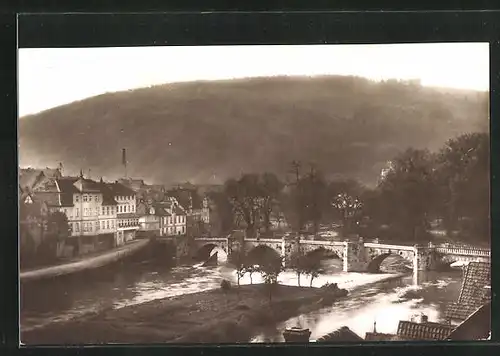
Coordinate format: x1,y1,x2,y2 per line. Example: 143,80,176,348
160,236,490,273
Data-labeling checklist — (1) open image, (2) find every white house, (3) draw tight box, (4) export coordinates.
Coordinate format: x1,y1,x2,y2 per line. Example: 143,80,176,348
154,197,187,236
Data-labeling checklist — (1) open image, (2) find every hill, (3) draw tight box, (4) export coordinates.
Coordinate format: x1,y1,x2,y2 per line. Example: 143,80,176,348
18,75,488,187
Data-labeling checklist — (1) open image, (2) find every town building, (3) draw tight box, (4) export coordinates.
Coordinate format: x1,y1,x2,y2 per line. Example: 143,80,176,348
166,187,210,235
136,199,160,236
152,197,187,236
20,168,140,256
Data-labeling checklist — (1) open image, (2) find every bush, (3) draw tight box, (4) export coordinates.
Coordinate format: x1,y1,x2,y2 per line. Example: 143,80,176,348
220,279,232,291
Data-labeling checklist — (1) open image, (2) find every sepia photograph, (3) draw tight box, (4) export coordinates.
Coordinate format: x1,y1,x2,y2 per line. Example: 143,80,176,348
18,43,490,344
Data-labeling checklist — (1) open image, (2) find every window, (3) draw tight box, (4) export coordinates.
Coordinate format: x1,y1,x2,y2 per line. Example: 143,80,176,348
106,220,110,229
95,208,99,216
132,205,135,212
75,222,80,232
88,195,92,202
75,195,79,203
83,195,87,202
106,206,109,215
102,206,105,215
112,220,115,228
95,221,99,230
95,195,99,202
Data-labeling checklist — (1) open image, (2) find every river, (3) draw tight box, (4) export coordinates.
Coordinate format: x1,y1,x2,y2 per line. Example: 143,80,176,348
20,255,463,342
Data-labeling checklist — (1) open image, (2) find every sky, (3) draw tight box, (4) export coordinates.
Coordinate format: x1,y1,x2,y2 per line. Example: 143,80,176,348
18,43,489,117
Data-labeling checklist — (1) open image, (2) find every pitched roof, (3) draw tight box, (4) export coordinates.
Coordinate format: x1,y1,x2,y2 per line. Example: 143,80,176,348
316,327,364,342
364,332,401,341
447,301,491,341
445,262,490,321
19,169,44,191
108,182,136,196
99,182,118,206
396,321,454,340
56,177,79,206
174,206,186,216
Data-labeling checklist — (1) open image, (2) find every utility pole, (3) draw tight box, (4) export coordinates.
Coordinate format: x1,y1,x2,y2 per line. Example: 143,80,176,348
289,160,303,235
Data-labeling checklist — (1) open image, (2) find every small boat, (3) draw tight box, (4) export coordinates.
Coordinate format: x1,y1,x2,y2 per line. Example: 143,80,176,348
283,327,312,342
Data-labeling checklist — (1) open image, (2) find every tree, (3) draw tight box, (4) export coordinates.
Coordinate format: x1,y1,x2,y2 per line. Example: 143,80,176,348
245,264,258,284
258,256,284,303
378,148,437,243
331,192,363,236
258,173,284,234
225,174,262,239
434,133,489,242
289,248,307,287
302,255,323,287
230,250,246,288
300,165,328,236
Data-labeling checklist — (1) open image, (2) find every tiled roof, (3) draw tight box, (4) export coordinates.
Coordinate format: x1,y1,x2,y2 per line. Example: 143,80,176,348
445,262,490,321
364,332,401,341
445,302,484,321
19,169,44,191
174,206,186,216
396,321,453,340
99,183,118,206
108,182,137,196
153,203,172,216
457,262,490,304
447,301,491,341
316,327,364,342
56,177,79,206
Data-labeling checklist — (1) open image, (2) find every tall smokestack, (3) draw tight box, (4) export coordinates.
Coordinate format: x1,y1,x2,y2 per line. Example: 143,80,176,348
122,148,127,178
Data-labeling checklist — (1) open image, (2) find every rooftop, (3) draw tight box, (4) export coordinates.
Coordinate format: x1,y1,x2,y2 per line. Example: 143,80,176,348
396,321,454,340
364,332,401,341
445,261,490,321
316,327,364,342
447,301,491,340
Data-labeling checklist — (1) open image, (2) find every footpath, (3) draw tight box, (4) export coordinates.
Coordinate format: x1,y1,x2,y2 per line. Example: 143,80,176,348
20,239,150,283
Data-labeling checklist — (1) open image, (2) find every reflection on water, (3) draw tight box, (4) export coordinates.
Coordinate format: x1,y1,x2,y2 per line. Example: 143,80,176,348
21,254,462,339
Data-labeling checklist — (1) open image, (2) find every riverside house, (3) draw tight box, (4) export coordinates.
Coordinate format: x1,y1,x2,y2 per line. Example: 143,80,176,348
153,197,187,236
20,168,140,256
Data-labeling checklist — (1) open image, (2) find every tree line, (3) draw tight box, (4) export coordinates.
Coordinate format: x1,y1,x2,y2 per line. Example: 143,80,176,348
209,132,489,245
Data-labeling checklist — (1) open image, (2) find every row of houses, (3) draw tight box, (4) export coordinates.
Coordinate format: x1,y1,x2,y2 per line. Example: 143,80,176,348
19,167,211,258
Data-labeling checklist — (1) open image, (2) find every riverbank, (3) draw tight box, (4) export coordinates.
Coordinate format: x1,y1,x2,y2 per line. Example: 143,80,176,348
22,283,352,344
20,239,150,283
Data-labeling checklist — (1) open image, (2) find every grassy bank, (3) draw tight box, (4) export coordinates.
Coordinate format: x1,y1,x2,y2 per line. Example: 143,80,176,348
22,284,342,344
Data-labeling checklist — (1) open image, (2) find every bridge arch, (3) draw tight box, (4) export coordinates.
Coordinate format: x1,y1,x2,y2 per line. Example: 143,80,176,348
366,251,413,273
194,243,228,263
246,244,282,266
303,246,342,260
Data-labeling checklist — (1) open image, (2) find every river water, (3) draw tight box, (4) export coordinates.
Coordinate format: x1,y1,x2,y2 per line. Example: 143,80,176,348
20,255,463,342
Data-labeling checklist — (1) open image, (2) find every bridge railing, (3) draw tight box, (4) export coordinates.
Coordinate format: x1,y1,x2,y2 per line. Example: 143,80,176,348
299,239,345,246
435,246,490,257
245,238,283,244
363,242,415,251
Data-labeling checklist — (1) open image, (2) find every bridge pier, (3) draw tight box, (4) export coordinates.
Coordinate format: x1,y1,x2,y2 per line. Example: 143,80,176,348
343,241,367,272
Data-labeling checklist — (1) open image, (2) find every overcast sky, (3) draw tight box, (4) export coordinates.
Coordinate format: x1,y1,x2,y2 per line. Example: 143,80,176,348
18,43,489,117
